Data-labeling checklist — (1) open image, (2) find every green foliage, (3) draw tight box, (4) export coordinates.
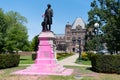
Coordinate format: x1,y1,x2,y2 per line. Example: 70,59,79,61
5,24,29,52
91,54,120,74
0,8,30,53
87,0,120,54
75,58,91,65
32,53,37,60
0,54,20,69
30,35,39,51
76,52,94,61
57,52,73,60
0,9,7,52
85,38,97,51
86,52,95,60
81,52,89,61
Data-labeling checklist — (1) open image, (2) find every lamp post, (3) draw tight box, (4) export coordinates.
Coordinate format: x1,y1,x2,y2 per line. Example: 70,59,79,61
77,38,81,62
72,37,76,52
94,23,99,52
72,37,81,62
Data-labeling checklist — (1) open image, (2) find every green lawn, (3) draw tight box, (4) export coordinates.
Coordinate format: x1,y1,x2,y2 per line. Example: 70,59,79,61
0,65,120,80
76,60,91,65
0,65,28,79
0,54,120,80
20,55,34,64
75,57,91,65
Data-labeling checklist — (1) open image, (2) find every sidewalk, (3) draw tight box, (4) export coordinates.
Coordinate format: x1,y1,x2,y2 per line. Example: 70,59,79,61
58,53,91,67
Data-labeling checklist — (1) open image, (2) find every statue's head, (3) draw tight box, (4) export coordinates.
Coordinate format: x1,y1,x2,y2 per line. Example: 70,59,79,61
47,4,51,8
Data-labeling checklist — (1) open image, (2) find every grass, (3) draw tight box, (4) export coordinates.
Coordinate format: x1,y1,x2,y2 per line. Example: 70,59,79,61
65,66,93,74
57,54,73,61
0,54,120,80
50,75,75,80
80,60,91,65
20,55,34,64
75,58,91,65
57,52,74,61
1,65,120,80
0,65,28,79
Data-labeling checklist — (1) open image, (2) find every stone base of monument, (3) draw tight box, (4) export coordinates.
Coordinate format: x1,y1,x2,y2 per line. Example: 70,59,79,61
12,64,73,75
12,31,73,76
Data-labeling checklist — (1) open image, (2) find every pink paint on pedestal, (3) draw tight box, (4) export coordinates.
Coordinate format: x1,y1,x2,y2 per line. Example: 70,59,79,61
12,32,73,75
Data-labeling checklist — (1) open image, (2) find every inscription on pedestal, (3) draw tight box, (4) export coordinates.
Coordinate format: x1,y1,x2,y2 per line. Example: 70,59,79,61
44,52,50,58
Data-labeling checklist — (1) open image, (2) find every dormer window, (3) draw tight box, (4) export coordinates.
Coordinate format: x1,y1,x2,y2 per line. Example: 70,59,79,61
76,25,81,30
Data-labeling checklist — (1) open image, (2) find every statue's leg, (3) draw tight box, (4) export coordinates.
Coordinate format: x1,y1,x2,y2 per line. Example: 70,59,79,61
44,23,48,31
42,26,44,31
44,18,49,31
46,24,49,31
49,24,51,31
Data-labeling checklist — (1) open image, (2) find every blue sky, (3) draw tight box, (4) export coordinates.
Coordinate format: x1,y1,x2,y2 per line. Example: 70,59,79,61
0,0,92,41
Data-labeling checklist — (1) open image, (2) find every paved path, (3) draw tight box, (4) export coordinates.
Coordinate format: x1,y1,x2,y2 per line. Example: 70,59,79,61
58,53,91,67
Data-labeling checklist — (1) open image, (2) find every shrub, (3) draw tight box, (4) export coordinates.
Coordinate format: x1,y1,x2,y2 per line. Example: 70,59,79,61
116,66,120,74
32,53,37,60
57,52,73,60
91,54,120,74
81,52,89,61
114,56,120,74
86,52,95,60
0,54,20,69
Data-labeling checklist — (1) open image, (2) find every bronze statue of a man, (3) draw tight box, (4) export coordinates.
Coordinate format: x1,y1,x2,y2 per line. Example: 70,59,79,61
42,4,53,31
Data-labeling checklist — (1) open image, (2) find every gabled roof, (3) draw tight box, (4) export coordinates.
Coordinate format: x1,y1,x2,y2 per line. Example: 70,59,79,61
72,17,86,29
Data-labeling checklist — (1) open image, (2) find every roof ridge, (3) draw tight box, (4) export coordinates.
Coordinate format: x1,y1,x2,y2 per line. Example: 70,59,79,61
72,17,86,29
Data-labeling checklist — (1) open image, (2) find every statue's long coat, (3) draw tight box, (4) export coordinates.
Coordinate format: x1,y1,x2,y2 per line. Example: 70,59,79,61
44,8,53,25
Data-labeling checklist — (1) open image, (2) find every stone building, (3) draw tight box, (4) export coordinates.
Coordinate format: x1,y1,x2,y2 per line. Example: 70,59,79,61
55,17,86,52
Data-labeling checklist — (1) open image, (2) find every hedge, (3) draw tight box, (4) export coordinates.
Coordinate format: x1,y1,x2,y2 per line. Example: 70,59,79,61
32,53,37,60
0,54,20,69
91,54,120,74
86,52,95,60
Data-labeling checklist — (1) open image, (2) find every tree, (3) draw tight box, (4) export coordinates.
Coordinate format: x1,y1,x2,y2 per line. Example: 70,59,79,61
5,24,29,52
87,0,120,54
85,38,96,51
0,9,30,53
5,11,29,52
0,9,8,52
30,35,39,51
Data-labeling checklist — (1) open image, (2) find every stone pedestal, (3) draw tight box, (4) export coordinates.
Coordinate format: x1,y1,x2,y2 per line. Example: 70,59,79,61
12,31,73,75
